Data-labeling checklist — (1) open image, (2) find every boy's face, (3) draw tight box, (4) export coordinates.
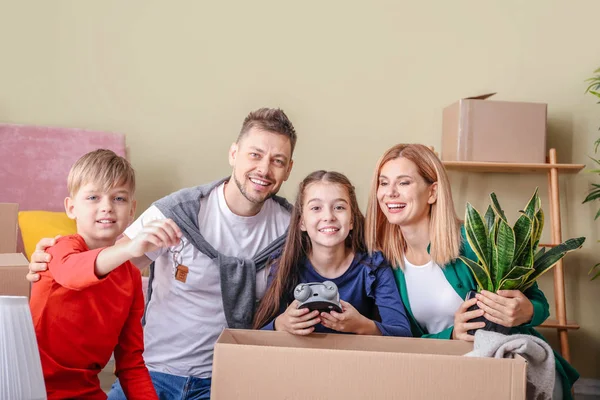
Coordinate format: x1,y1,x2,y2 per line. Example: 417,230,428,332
65,182,136,249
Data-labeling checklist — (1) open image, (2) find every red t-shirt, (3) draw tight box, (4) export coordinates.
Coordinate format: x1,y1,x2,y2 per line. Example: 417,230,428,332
30,234,157,400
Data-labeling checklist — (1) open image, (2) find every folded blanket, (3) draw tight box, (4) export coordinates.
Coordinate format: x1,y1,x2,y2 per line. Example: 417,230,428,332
465,330,555,400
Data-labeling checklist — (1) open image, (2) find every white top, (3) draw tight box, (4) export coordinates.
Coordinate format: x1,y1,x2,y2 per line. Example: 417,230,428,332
403,256,464,335
124,183,290,378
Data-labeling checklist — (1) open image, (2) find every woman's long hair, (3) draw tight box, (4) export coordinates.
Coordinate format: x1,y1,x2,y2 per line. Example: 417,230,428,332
253,170,366,329
364,144,461,268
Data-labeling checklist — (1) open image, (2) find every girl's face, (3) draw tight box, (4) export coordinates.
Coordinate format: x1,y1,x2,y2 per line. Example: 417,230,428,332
376,157,437,227
300,182,353,252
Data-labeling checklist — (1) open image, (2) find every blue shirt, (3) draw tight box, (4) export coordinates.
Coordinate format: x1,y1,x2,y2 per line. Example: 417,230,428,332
261,251,412,337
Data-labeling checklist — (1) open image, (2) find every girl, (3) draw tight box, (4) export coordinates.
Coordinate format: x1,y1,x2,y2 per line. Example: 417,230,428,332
364,143,578,399
253,170,411,337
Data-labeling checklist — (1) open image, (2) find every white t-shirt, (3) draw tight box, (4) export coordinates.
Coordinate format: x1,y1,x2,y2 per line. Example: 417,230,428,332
403,256,464,335
124,183,290,378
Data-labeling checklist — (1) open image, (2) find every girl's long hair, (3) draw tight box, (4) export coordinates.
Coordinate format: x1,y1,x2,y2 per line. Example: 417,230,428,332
253,170,366,329
364,144,461,268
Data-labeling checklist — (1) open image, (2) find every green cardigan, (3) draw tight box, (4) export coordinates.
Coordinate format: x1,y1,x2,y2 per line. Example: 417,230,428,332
393,228,579,399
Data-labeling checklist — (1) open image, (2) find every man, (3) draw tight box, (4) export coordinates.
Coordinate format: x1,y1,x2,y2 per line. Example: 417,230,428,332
27,108,297,400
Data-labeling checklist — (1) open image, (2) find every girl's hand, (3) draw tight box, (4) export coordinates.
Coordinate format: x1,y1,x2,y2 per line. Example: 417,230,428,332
452,298,486,341
320,300,375,334
476,290,534,327
274,300,321,335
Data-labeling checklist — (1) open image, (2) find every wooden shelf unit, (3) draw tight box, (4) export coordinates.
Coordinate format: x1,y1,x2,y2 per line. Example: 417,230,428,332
443,149,584,363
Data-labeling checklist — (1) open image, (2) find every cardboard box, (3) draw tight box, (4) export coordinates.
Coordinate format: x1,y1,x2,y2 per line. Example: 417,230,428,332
0,203,30,298
0,203,19,253
442,93,547,163
212,329,526,400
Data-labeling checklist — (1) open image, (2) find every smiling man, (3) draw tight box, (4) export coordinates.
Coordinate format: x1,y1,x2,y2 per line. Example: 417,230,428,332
27,108,298,400
109,108,297,399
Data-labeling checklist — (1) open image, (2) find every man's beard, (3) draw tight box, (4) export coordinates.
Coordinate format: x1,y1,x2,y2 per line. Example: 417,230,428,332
233,172,275,205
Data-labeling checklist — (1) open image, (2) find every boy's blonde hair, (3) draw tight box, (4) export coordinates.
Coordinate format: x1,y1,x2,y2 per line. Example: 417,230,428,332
365,143,461,268
67,149,135,196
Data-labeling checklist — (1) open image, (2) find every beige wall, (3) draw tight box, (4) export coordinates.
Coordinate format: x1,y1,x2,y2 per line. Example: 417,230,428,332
1,0,598,377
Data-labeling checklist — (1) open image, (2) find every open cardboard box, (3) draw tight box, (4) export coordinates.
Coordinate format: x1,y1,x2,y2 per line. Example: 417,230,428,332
212,329,526,400
442,93,547,163
0,203,30,297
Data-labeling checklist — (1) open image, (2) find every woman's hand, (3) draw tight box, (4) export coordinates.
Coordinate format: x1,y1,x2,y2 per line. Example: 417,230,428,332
452,298,486,341
476,290,534,327
320,300,379,335
274,300,321,335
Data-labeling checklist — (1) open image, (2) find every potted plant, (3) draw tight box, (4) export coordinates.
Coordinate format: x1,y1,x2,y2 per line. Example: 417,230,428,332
460,188,585,334
583,67,600,280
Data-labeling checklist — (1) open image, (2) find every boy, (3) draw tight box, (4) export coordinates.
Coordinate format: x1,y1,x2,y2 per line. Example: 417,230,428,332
30,149,181,399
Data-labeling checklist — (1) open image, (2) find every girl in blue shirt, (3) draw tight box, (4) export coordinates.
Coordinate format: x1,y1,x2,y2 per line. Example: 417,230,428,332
253,170,411,337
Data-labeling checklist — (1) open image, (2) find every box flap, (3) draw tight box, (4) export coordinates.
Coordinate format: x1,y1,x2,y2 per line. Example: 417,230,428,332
217,329,473,356
464,92,497,100
0,253,28,267
0,203,19,253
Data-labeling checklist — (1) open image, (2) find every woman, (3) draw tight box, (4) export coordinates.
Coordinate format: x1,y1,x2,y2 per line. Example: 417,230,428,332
364,143,577,399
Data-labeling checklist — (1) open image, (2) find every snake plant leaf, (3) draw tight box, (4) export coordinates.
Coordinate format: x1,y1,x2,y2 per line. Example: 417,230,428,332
534,247,546,262
488,218,497,275
491,235,499,285
521,188,539,219
513,213,532,264
465,203,489,269
521,247,535,269
498,266,535,291
531,208,544,250
524,237,586,286
499,275,528,291
490,192,507,222
484,205,495,235
460,256,492,291
496,219,516,282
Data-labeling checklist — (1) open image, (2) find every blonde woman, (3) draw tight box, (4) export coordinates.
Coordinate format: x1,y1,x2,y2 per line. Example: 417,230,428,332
365,143,577,400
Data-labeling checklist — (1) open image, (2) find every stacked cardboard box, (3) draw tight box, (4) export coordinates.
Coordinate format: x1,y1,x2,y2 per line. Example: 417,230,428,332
0,203,30,297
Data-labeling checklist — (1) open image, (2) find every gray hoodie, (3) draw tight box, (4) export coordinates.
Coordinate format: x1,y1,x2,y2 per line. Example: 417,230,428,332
151,178,292,329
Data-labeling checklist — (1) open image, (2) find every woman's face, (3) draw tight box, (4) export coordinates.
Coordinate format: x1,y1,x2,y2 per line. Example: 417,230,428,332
376,157,437,227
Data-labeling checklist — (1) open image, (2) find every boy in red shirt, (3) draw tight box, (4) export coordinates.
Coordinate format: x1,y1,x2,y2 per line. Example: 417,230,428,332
30,149,182,399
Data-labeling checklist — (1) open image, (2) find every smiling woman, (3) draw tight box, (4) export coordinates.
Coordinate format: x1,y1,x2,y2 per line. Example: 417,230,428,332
364,143,580,400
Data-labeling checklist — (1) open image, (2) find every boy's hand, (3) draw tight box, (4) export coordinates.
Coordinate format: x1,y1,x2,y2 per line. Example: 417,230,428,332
127,219,182,258
26,236,61,282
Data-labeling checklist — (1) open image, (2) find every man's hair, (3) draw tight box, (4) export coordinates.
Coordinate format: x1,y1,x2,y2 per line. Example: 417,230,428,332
67,149,136,196
237,108,297,154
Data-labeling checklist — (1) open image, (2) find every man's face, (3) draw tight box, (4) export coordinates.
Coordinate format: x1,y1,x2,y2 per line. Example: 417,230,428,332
229,127,294,205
